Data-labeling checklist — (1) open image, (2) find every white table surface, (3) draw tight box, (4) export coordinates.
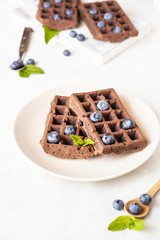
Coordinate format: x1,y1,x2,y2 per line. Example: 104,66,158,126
1,0,160,239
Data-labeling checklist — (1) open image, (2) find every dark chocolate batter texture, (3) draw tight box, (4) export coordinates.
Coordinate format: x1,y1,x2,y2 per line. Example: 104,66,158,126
40,96,95,159
69,88,147,155
36,0,79,30
78,1,138,42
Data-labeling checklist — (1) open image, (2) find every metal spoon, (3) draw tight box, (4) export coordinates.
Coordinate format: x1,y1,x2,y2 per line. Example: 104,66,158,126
10,27,33,70
124,179,160,218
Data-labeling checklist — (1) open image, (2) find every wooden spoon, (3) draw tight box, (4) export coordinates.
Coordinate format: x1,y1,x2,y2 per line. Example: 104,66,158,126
124,179,160,218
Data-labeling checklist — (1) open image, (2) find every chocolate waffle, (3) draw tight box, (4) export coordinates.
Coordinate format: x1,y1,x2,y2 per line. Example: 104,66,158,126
40,95,96,159
78,1,138,42
36,0,79,30
69,88,147,155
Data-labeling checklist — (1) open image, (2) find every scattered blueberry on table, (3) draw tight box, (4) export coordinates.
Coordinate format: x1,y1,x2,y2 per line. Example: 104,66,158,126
102,134,115,145
43,2,51,8
97,21,106,28
129,202,142,215
27,58,35,65
77,34,85,41
90,111,102,123
53,14,62,20
104,12,113,21
70,30,77,38
47,131,60,143
65,9,74,15
113,199,124,210
121,119,135,130
140,194,152,205
113,26,122,33
89,9,98,15
64,126,75,135
63,49,71,56
97,100,109,111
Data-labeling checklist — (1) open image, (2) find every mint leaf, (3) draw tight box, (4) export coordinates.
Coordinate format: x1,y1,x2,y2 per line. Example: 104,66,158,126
70,135,82,146
19,68,31,78
128,218,134,230
82,139,95,146
26,65,44,74
108,216,145,232
19,65,44,78
108,216,131,231
70,135,95,147
42,25,60,44
131,217,145,231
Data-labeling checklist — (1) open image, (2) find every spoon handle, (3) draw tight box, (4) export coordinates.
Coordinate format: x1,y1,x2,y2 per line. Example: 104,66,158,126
19,27,33,59
147,179,160,197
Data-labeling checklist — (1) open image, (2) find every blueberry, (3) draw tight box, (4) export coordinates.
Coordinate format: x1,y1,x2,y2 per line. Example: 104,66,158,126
129,202,142,215
54,0,62,2
89,9,98,15
77,34,85,41
43,2,51,8
113,199,124,210
140,194,152,205
102,134,115,145
11,61,19,70
64,126,75,135
104,12,113,21
113,26,122,33
63,49,71,56
70,30,77,38
121,119,135,130
27,59,35,65
97,21,106,28
90,111,102,123
53,14,62,20
17,59,24,67
10,60,24,70
97,100,109,111
47,131,60,143
66,9,74,15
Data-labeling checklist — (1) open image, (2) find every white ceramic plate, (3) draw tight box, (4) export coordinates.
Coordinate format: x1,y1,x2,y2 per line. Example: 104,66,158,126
14,85,159,182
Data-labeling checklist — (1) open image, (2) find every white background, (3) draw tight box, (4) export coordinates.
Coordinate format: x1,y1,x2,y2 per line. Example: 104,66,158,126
1,0,160,239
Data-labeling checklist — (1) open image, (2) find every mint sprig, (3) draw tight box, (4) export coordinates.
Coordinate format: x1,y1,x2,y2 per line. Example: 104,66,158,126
70,135,95,147
108,216,144,232
131,217,145,230
19,65,44,78
42,25,60,44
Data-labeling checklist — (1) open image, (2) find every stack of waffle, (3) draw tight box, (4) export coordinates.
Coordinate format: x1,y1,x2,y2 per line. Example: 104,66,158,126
40,88,147,159
36,0,138,43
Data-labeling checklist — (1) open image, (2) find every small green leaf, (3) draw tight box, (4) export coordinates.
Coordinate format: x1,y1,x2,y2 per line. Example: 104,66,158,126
78,138,84,146
70,135,82,146
42,25,60,44
108,216,145,232
108,216,131,232
19,68,31,78
131,217,145,231
19,65,44,78
26,65,44,74
70,135,95,147
128,218,134,230
82,139,95,146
